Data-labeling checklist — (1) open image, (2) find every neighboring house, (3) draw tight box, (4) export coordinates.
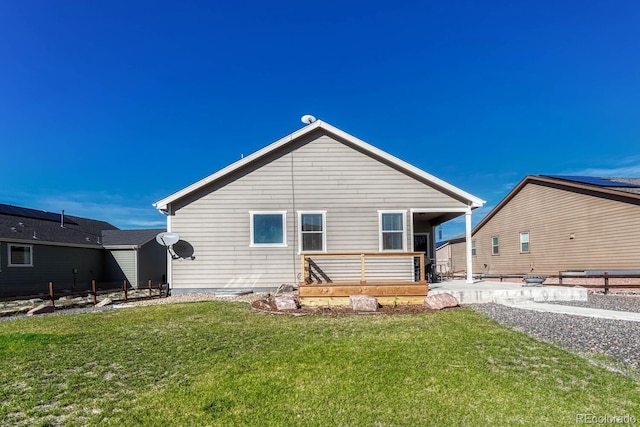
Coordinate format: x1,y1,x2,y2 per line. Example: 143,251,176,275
467,175,640,276
0,203,166,298
435,234,466,276
154,120,484,294
102,229,167,288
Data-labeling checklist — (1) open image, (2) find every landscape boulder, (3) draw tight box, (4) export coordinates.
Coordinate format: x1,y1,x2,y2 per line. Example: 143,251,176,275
349,295,379,312
26,304,55,316
424,293,459,310
274,294,298,311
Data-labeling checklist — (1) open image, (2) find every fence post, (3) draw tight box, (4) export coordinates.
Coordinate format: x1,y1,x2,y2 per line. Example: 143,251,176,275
49,282,55,307
92,280,97,305
123,280,128,301
604,272,609,295
148,279,152,297
558,271,563,286
419,253,426,284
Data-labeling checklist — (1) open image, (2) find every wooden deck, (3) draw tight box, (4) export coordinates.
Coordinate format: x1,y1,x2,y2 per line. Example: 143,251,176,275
298,252,429,306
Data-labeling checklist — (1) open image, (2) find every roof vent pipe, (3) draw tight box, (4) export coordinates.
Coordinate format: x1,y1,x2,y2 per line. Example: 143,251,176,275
61,210,65,228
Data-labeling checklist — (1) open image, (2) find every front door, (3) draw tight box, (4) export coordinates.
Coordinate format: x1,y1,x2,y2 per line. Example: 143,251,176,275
413,233,432,281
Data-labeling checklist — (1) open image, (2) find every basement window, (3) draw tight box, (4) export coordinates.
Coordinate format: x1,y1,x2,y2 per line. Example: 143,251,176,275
8,244,33,267
250,212,287,247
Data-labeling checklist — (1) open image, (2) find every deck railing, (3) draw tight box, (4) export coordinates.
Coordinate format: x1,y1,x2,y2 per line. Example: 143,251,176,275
300,252,427,286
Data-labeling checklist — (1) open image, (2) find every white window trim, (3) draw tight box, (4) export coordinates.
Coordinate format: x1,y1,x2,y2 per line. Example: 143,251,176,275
297,211,327,254
491,236,500,256
249,211,287,248
8,243,33,267
520,231,530,253
471,240,476,257
378,210,407,252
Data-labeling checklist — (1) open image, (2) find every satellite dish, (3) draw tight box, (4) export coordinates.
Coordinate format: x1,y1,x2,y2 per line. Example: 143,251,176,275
156,232,180,247
301,114,317,124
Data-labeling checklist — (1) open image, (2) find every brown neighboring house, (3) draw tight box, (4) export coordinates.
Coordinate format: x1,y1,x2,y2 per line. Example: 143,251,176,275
435,234,466,276
467,175,640,276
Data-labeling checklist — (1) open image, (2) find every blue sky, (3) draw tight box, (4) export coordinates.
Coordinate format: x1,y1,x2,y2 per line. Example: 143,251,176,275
1,1,639,239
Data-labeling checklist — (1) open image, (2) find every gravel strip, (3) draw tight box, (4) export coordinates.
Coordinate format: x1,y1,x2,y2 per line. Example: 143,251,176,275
0,293,267,322
471,298,640,374
547,294,640,313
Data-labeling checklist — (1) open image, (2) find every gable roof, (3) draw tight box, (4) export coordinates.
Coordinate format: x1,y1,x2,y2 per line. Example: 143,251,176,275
101,228,165,249
154,120,485,211
473,174,640,234
0,203,118,247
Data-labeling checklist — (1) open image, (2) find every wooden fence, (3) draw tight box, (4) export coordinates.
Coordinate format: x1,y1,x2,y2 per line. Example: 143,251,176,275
475,271,640,294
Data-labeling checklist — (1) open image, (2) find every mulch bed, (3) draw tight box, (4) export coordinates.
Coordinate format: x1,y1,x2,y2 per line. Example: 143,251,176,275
250,298,454,316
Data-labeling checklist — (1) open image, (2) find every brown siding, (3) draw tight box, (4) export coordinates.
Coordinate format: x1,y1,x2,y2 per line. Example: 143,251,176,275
472,182,640,275
450,241,467,273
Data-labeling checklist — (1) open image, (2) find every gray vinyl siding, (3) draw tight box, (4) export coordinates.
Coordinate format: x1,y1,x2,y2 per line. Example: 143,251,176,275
138,242,167,287
106,250,137,288
472,182,640,275
169,134,468,290
0,242,104,297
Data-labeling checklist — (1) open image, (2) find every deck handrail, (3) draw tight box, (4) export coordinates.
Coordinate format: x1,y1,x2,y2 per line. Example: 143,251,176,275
301,252,427,286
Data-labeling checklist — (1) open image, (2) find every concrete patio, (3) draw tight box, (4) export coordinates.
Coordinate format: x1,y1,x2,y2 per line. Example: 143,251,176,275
429,279,588,304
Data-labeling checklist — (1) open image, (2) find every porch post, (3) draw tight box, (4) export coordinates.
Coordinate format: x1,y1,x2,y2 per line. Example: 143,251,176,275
465,207,473,284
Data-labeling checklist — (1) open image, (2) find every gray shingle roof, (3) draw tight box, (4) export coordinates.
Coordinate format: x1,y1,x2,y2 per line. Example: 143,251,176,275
0,203,118,246
101,229,165,247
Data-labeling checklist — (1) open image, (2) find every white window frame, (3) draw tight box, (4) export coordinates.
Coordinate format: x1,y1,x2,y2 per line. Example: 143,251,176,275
249,211,287,248
298,211,327,253
8,244,33,267
471,240,476,257
491,236,499,256
378,210,407,252
520,231,530,253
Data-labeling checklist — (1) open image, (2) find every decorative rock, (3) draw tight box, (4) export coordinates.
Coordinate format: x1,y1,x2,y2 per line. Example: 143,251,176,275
349,295,379,312
27,304,55,316
274,294,298,310
252,299,276,311
96,298,113,308
424,293,459,310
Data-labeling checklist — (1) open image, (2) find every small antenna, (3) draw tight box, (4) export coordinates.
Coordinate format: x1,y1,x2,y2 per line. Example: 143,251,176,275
301,114,317,125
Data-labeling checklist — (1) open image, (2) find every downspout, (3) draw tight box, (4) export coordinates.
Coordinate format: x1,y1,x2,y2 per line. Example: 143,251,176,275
166,206,173,293
465,206,473,284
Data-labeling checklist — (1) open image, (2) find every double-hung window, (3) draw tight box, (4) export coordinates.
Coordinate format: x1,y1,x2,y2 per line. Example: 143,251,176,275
298,212,326,252
520,232,530,253
250,211,287,247
379,211,406,251
491,236,499,256
471,240,477,256
8,244,33,267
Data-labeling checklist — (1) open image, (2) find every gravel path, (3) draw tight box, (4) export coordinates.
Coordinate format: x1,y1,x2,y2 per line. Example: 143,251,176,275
547,294,640,313
471,295,640,374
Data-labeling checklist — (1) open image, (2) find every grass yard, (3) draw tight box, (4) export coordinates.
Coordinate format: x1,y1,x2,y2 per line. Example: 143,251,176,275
1,302,639,426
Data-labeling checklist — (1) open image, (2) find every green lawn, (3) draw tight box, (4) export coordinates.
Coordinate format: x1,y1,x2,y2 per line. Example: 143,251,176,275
1,302,639,426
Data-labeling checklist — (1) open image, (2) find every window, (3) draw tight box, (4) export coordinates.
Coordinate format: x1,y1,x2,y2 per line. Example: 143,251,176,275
379,211,406,251
299,212,326,252
471,240,476,256
8,244,33,267
250,212,287,247
520,232,530,253
491,236,499,255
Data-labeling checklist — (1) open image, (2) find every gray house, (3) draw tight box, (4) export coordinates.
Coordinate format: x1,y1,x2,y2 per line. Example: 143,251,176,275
0,204,116,297
0,203,167,298
102,229,167,289
154,120,484,294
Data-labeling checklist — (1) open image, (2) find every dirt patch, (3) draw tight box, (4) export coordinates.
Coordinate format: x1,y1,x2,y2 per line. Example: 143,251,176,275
250,296,453,317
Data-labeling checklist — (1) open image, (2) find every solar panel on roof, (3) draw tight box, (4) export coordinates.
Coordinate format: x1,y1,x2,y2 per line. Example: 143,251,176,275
543,175,640,188
0,204,78,225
